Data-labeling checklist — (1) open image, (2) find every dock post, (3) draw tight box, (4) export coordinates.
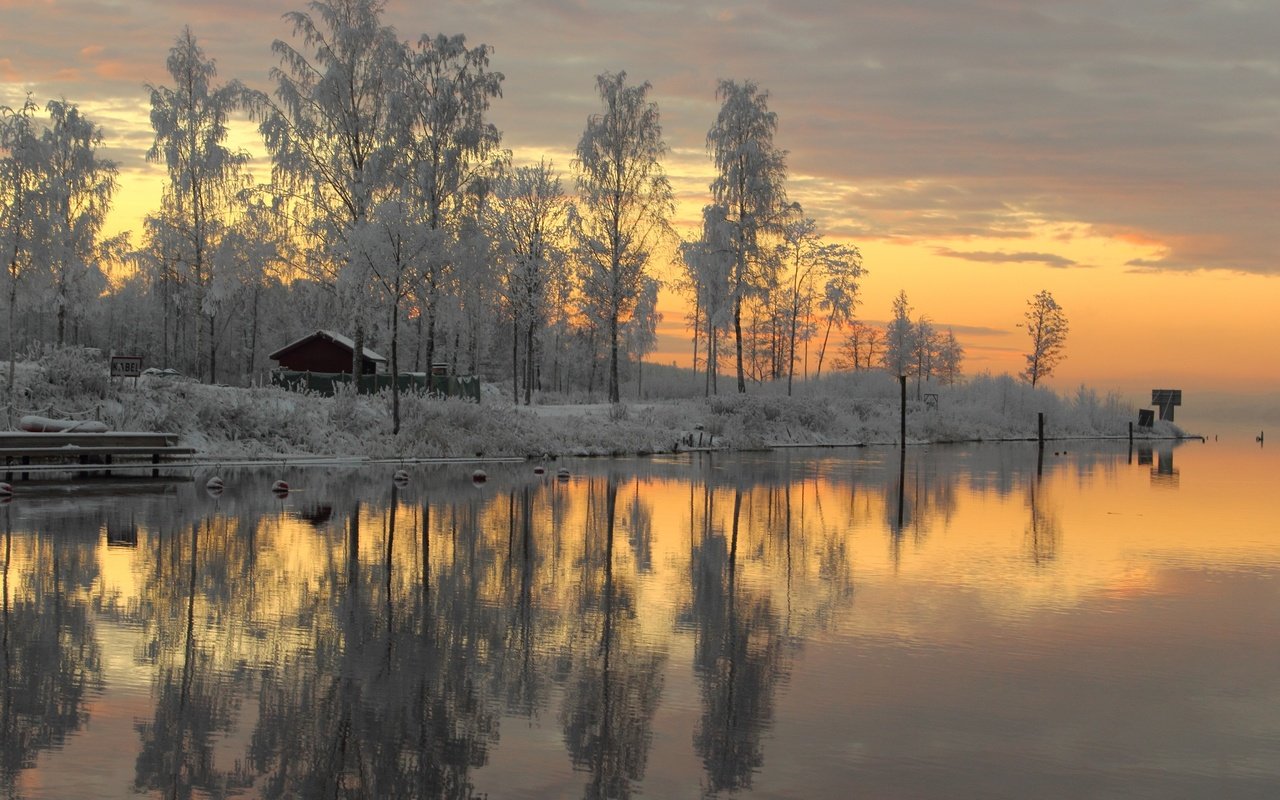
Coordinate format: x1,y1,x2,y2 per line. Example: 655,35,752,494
1038,412,1045,444
899,375,907,450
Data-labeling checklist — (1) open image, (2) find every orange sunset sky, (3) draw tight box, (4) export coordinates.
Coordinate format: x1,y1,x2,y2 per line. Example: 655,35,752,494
2,0,1278,415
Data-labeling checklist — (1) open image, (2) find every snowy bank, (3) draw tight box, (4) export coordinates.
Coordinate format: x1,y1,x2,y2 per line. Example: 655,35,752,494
5,350,1187,460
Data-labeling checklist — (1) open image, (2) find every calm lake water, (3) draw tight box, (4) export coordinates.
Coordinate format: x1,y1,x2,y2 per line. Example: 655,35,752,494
1,436,1277,799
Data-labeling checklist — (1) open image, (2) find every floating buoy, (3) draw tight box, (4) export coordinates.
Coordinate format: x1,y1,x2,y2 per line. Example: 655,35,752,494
556,467,570,481
471,469,488,484
272,479,290,497
206,476,224,491
393,469,410,486
533,465,546,475
0,482,12,497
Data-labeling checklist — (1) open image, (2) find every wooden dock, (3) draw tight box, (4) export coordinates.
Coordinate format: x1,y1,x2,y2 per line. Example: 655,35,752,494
0,432,195,480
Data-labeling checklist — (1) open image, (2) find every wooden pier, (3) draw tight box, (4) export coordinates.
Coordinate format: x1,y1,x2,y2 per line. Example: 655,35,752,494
0,431,195,480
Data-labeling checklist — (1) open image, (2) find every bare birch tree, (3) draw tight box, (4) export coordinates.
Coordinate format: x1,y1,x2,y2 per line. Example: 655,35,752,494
1021,289,1068,387
1,95,44,403
573,71,672,404
492,160,570,405
147,27,257,383
707,79,787,393
814,242,864,379
258,0,402,379
881,290,914,377
41,100,118,348
398,32,504,372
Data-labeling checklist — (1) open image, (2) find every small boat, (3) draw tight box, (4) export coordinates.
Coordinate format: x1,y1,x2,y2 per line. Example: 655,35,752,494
19,415,109,433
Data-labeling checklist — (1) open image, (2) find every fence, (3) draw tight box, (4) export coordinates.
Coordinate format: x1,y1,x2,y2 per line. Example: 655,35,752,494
270,370,480,401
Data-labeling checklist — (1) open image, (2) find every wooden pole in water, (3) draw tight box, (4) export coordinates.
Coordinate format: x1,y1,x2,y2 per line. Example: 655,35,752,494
1128,421,1133,445
899,375,907,449
1038,412,1045,445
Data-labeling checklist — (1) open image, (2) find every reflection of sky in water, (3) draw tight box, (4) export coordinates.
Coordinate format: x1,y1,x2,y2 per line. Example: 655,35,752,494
1,439,1276,798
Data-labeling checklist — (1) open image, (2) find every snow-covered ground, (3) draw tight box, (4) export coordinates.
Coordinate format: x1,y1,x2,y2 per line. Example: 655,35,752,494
5,349,1186,460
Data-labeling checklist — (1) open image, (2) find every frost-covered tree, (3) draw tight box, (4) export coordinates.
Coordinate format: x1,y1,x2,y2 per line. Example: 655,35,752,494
777,211,819,396
491,160,570,405
814,242,863,379
258,0,402,379
1,95,45,398
681,204,734,395
839,321,881,371
911,314,937,397
350,195,435,432
41,100,118,347
398,32,504,372
1021,289,1068,387
707,79,788,393
621,274,661,398
936,328,964,385
147,27,257,382
881,290,914,377
573,71,672,404
218,195,285,381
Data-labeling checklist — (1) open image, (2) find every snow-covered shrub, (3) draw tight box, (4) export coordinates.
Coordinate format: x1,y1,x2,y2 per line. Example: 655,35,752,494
33,346,110,404
328,381,360,428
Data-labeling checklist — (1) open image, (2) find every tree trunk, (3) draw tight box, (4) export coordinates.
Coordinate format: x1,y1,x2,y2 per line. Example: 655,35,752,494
6,275,15,421
208,312,217,384
511,318,519,404
351,321,365,393
391,298,400,435
525,320,535,406
816,315,834,380
608,310,620,404
248,285,260,381
734,295,745,393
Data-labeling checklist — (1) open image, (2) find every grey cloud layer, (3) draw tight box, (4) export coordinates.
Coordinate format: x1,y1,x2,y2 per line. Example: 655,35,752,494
4,0,1277,273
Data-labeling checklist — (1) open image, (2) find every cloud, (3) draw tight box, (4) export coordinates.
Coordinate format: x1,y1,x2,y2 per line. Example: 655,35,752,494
935,248,1080,269
3,0,1279,275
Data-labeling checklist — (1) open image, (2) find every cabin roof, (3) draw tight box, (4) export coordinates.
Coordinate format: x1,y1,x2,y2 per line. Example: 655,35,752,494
268,330,388,363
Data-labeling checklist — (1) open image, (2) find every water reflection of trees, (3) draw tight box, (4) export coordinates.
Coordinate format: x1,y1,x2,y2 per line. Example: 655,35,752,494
689,487,789,794
560,475,666,800
244,488,505,799
0,506,103,798
131,506,263,798
3,442,1170,796
677,463,861,796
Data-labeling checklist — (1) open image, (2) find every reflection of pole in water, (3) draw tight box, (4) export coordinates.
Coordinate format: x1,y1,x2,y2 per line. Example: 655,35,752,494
896,453,905,532
385,484,398,638
1151,448,1179,487
889,450,906,571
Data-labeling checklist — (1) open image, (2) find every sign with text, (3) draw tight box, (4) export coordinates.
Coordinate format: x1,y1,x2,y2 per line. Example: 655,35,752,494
110,355,143,378
1151,389,1182,422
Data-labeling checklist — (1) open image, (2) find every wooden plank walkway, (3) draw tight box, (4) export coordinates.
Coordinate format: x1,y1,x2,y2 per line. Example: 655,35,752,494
0,431,192,480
